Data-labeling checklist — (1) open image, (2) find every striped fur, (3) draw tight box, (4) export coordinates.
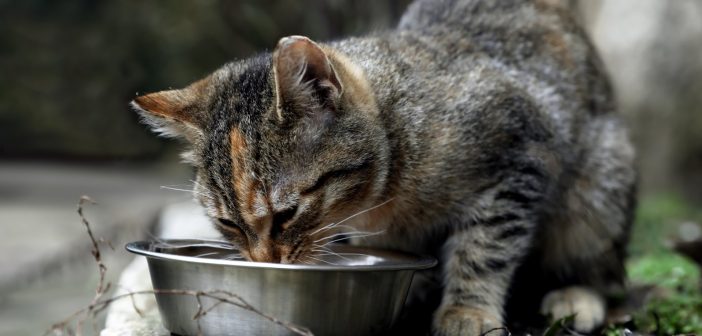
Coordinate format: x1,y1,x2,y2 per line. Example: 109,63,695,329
132,0,636,334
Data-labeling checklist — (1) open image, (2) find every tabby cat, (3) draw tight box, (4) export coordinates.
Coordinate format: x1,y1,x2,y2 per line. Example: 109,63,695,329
132,0,637,334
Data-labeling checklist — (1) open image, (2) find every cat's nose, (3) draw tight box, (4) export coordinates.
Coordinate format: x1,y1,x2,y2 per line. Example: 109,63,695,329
249,245,281,263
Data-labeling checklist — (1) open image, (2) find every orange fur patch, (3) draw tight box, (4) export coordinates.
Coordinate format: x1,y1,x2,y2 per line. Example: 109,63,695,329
134,92,189,121
229,129,250,210
134,77,211,124
364,200,397,231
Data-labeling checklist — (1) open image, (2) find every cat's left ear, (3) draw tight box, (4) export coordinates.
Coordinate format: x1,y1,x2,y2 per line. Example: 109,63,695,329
273,35,343,120
130,78,208,140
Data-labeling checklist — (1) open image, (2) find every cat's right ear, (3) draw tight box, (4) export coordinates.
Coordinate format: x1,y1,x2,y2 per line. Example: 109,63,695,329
130,79,208,141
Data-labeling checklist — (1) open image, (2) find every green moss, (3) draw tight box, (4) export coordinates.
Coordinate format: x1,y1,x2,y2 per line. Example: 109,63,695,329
629,194,694,255
635,294,702,335
542,315,575,336
603,192,702,335
626,252,702,335
601,324,631,336
628,252,700,291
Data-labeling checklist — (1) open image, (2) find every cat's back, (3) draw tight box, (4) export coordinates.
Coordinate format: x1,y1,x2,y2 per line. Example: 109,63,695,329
398,0,596,78
326,0,624,211
330,0,621,201
388,0,613,145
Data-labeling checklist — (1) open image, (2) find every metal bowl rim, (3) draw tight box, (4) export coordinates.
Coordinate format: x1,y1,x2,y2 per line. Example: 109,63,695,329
126,239,437,271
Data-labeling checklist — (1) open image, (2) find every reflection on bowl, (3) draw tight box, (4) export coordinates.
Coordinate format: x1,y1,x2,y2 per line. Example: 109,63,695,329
126,239,436,336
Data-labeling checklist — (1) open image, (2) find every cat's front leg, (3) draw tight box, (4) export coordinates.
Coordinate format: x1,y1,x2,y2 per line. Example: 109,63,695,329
433,304,504,336
433,217,535,336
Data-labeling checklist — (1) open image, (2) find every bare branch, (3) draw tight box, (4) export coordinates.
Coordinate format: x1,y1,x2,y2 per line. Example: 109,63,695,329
48,289,313,336
45,196,314,336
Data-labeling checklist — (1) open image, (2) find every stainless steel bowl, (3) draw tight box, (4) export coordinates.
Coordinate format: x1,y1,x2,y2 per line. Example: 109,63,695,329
126,239,436,336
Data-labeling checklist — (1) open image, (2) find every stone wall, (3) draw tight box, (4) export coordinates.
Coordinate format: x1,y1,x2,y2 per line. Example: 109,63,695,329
577,0,702,197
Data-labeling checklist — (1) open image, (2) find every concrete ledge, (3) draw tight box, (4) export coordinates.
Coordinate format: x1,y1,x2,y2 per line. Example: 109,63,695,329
101,200,219,335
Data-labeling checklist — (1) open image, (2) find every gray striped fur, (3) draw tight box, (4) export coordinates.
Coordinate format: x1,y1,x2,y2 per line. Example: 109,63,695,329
133,0,636,334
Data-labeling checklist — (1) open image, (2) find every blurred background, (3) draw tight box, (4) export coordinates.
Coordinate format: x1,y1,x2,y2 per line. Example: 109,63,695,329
0,0,700,335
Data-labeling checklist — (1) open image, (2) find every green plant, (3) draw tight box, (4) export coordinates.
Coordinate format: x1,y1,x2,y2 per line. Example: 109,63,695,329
627,252,702,335
629,194,693,255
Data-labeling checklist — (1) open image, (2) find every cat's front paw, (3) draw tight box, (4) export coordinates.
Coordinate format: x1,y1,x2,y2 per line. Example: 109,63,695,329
540,286,605,333
432,305,506,336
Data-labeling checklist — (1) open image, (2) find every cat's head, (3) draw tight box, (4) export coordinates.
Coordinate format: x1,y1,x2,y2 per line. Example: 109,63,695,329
132,36,389,263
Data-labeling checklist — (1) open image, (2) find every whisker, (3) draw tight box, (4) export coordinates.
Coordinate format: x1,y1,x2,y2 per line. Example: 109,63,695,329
311,198,395,236
313,230,376,243
305,256,339,266
160,184,206,195
145,230,239,255
311,244,369,258
193,252,219,258
317,230,386,247
311,243,375,259
160,185,193,191
223,254,243,260
315,229,386,244
189,180,213,196
296,257,313,265
338,253,374,258
309,221,340,236
162,182,194,187
311,244,344,253
321,224,359,232
311,249,352,261
331,197,395,227
160,185,213,199
145,232,192,248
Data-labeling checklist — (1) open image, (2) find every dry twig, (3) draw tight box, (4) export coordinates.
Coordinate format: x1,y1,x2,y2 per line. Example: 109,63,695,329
46,196,313,336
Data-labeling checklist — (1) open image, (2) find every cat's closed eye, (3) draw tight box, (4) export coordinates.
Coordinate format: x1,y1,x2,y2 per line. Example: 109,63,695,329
216,218,245,237
301,160,372,195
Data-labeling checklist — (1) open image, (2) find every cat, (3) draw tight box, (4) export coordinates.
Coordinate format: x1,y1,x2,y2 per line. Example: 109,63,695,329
131,0,637,334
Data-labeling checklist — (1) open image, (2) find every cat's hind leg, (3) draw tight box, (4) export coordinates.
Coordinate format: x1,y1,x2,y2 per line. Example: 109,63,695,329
538,116,636,332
